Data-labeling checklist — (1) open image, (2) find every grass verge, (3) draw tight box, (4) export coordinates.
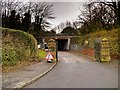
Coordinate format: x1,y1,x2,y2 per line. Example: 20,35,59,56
38,49,47,60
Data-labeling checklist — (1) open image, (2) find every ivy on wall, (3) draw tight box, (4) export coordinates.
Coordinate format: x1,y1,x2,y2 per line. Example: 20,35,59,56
78,28,120,56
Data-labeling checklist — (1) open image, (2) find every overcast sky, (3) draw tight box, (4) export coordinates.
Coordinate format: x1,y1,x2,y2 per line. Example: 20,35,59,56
49,2,80,27
14,0,89,29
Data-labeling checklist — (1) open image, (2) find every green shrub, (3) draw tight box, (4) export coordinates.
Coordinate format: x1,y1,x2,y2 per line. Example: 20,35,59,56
2,47,17,66
1,27,38,67
78,28,120,55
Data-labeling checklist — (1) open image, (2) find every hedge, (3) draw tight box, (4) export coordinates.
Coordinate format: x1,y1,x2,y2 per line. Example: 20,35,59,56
1,28,38,67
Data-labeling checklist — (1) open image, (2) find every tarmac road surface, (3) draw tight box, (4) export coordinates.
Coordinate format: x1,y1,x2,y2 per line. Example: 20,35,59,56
25,51,118,88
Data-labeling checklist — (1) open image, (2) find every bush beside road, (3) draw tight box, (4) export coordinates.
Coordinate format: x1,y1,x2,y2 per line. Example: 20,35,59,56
1,28,47,72
77,28,120,59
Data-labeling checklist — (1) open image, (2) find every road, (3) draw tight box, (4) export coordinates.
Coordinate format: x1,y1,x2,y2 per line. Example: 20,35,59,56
25,52,118,88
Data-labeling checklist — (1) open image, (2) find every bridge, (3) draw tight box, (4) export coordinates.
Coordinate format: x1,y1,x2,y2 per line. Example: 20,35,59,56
41,33,78,51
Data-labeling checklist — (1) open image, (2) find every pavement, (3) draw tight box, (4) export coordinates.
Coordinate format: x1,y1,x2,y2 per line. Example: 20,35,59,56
2,60,57,89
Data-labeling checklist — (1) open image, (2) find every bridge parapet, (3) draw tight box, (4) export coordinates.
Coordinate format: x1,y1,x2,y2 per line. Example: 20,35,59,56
44,33,77,37
42,33,78,39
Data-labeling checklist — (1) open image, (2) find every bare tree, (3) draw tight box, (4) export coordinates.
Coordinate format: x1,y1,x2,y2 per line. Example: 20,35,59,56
31,2,55,30
77,0,119,35
2,1,55,43
2,0,23,28
28,2,55,42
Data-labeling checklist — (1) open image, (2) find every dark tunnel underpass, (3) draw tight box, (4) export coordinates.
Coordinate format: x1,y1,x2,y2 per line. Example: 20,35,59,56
56,39,69,51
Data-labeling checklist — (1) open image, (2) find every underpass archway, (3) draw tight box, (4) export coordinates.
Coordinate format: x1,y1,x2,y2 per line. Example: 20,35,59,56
56,38,70,51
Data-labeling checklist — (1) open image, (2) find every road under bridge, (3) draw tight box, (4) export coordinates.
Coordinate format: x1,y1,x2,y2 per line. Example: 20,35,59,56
42,34,77,51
